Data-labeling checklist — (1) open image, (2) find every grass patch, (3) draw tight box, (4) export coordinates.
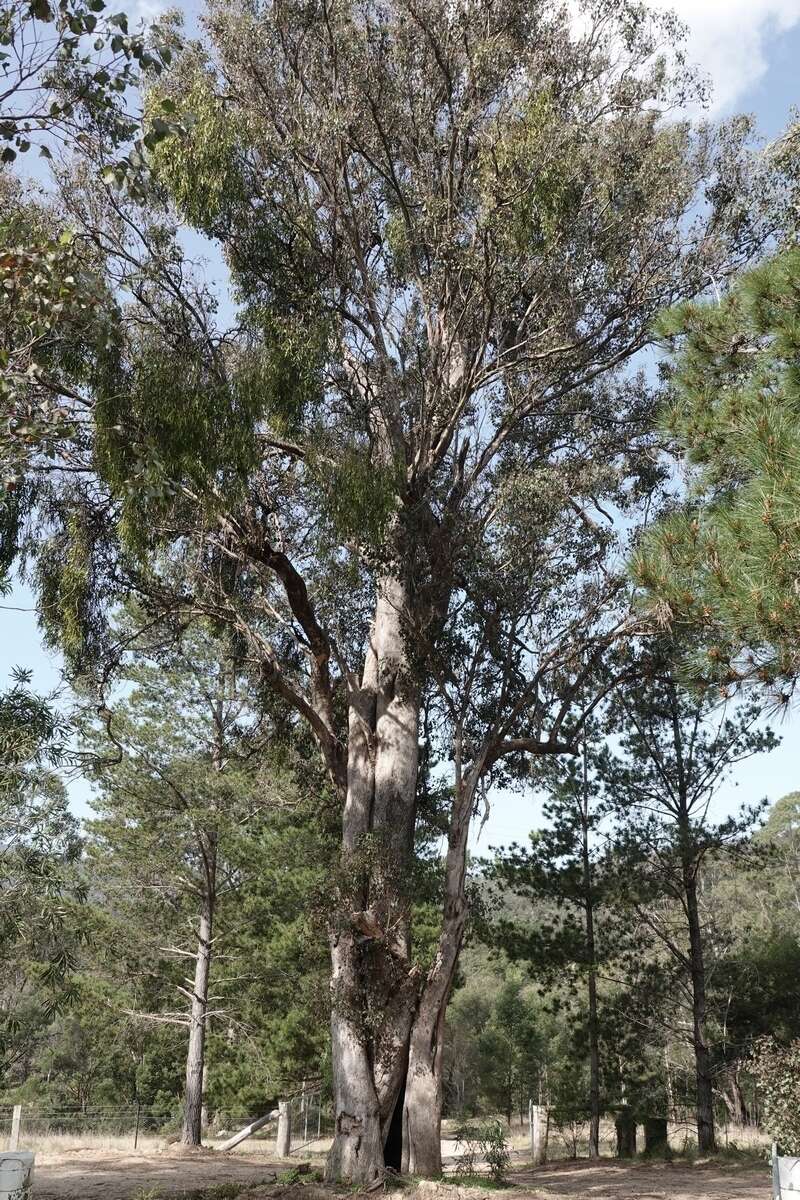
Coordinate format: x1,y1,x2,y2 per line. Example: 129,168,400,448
276,1166,323,1185
630,1142,767,1170
452,1175,516,1189
134,1181,278,1200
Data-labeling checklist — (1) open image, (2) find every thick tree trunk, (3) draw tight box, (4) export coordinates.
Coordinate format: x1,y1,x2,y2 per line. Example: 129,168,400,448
615,1107,637,1157
328,926,385,1183
403,1002,447,1177
327,576,421,1184
644,1117,668,1155
684,869,716,1154
182,892,214,1146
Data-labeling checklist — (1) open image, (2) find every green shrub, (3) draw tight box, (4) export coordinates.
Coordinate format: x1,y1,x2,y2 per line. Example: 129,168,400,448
453,1120,511,1184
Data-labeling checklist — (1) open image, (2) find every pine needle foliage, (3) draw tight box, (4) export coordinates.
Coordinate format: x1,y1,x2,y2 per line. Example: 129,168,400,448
632,246,800,700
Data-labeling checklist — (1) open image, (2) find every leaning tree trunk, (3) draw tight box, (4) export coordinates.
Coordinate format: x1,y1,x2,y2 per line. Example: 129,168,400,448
182,883,215,1146
402,771,475,1176
327,576,421,1184
684,867,716,1154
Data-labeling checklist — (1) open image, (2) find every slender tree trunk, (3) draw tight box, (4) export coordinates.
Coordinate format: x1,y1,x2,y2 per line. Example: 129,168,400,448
182,883,214,1146
586,948,601,1157
728,1069,749,1125
580,748,601,1159
665,1046,676,1121
684,867,716,1153
327,576,421,1184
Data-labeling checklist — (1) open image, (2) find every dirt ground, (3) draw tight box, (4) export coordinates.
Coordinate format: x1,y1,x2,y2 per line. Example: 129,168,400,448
32,1146,284,1199
31,1149,771,1200
512,1159,770,1198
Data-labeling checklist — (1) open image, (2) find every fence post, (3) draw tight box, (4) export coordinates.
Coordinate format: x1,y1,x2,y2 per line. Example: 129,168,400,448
276,1100,292,1157
9,1105,21,1151
531,1104,546,1166
133,1101,141,1150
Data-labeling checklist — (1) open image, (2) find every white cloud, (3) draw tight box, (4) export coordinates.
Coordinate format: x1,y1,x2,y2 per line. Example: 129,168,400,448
653,0,800,113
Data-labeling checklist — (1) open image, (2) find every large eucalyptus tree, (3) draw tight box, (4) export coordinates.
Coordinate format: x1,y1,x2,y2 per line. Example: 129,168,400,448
8,0,784,1182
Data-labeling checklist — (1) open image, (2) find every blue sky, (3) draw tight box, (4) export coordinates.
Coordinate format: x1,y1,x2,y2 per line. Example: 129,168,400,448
3,1,799,844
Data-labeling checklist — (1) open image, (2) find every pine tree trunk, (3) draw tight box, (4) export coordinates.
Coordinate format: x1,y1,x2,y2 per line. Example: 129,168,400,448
327,576,421,1184
684,869,716,1154
587,965,601,1158
182,891,214,1146
615,1107,637,1157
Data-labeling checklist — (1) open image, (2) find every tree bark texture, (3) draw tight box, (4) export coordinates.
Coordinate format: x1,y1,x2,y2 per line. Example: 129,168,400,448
327,576,421,1184
615,1107,637,1157
403,775,476,1176
182,890,214,1146
644,1117,668,1155
684,867,716,1154
327,570,483,1182
579,754,601,1160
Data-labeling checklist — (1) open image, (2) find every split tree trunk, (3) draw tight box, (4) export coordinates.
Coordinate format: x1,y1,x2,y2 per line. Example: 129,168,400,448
182,890,214,1146
327,576,421,1184
326,572,483,1182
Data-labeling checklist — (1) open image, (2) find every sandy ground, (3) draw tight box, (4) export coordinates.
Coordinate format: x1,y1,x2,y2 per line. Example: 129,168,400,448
512,1160,770,1199
32,1146,285,1198
29,1149,772,1200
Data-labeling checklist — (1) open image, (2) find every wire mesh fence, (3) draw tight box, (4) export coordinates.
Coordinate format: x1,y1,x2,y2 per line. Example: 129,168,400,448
0,1093,335,1156
288,1088,335,1153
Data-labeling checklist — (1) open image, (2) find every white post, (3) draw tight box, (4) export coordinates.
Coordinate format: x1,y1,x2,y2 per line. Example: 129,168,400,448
9,1106,21,1151
276,1100,292,1158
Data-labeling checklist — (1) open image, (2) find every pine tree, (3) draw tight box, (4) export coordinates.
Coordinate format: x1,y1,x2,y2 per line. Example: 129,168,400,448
632,242,800,701
486,741,635,1157
600,653,777,1153
83,619,300,1145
